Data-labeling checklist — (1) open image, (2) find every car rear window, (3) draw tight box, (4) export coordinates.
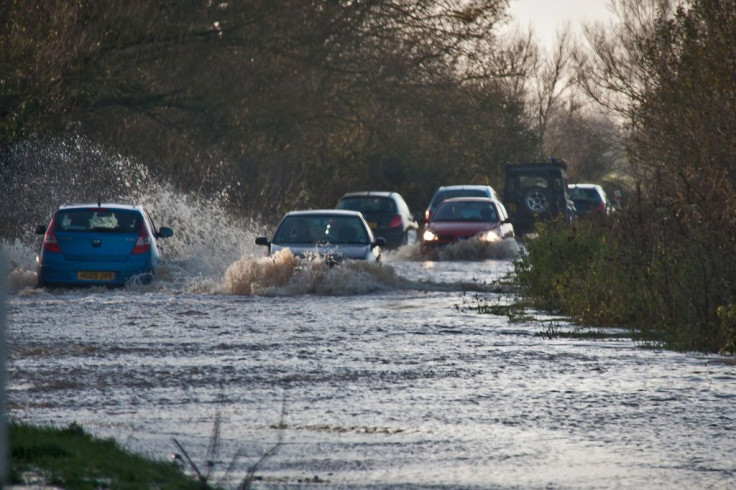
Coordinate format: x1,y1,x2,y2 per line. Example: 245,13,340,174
55,209,142,233
337,197,397,214
431,189,487,208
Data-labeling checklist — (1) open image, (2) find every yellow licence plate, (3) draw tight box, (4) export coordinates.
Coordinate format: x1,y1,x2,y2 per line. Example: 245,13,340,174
77,271,115,281
368,222,378,229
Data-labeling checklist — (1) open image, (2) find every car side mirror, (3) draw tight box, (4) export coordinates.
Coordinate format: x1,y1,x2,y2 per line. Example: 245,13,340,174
157,227,174,238
255,237,270,246
36,225,47,235
373,237,387,249
502,218,512,225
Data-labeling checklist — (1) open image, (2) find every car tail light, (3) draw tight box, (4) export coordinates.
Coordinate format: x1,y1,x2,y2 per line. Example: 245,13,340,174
596,202,606,212
43,219,62,253
132,227,152,254
388,215,402,229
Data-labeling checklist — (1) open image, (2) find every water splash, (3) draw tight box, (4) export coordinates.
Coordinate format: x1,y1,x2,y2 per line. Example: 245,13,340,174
1,137,263,292
223,249,403,296
2,239,40,293
1,136,152,243
130,184,262,289
384,238,521,262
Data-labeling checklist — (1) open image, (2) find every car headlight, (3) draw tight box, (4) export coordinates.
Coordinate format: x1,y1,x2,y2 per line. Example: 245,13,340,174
422,229,438,242
480,230,501,242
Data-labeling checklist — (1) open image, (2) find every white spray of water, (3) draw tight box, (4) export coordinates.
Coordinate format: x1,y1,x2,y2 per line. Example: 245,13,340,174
1,137,265,294
133,183,263,289
383,238,521,262
3,239,40,293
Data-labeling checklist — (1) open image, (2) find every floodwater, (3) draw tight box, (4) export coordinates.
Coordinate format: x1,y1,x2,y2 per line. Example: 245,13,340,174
4,238,736,489
2,141,734,488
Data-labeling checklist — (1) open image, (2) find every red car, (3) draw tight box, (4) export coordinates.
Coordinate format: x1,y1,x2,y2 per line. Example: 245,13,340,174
421,197,515,246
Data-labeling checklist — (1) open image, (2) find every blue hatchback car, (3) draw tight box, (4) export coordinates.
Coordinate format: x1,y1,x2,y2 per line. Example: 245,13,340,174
35,203,174,287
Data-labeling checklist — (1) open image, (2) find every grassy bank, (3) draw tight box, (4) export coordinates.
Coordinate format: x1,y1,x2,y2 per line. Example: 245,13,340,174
513,216,736,354
8,421,221,490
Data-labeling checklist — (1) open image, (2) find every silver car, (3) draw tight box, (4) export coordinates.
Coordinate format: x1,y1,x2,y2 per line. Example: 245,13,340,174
255,210,386,263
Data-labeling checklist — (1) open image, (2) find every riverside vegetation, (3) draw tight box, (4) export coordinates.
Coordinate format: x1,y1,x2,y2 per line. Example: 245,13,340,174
514,217,736,354
8,419,281,489
1,0,621,239
513,0,736,354
8,422,221,489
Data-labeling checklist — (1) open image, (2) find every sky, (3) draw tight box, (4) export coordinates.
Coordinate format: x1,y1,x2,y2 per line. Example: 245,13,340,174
506,0,617,49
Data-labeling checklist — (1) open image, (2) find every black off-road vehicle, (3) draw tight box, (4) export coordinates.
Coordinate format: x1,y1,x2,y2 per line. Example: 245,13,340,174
502,159,575,234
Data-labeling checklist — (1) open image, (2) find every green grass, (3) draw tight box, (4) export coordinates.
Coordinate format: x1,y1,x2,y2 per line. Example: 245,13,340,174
9,421,222,490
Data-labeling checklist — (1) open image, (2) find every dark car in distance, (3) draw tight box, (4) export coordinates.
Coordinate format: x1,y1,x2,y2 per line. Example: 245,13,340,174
336,191,419,248
568,184,611,217
503,159,575,234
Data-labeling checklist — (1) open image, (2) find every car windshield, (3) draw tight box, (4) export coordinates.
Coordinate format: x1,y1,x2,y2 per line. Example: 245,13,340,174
337,197,397,214
433,201,498,222
432,189,487,208
54,209,142,233
273,215,370,245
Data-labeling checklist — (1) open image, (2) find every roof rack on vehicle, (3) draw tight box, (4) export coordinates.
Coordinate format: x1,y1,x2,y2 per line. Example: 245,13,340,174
505,158,568,169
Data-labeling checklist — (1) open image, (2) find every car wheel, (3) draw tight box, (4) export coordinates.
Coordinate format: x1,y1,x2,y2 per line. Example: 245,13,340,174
402,229,418,246
524,187,550,214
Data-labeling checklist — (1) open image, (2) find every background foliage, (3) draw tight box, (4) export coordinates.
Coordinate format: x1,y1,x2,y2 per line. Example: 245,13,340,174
1,0,542,218
518,0,736,353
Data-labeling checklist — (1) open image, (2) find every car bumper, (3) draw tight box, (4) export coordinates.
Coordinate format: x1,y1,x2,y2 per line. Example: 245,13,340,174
37,254,156,286
421,237,477,247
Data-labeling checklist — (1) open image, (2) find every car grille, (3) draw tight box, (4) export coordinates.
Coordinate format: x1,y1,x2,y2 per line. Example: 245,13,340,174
439,234,474,242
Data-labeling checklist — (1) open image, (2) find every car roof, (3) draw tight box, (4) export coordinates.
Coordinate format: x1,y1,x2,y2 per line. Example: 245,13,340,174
439,197,497,204
435,185,494,192
339,191,397,199
283,209,365,218
56,203,142,212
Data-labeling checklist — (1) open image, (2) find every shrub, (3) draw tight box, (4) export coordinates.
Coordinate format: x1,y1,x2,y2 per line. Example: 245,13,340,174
515,209,736,353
